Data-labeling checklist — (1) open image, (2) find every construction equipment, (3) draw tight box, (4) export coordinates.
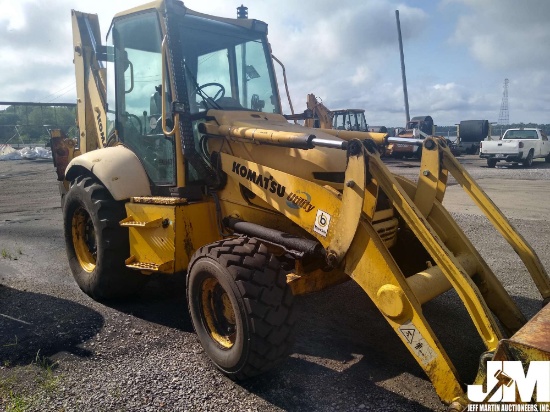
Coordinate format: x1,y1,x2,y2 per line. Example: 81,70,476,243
387,115,434,158
304,94,371,133
456,120,491,155
332,108,370,132
50,1,550,410
304,93,333,129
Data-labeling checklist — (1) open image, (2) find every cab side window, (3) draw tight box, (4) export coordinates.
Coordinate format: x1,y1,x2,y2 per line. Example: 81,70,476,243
109,12,175,186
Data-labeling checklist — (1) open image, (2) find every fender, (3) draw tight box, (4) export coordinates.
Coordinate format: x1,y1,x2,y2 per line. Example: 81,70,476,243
65,146,151,200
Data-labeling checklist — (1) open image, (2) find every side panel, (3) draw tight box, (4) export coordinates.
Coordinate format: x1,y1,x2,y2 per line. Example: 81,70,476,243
175,202,220,270
124,201,220,273
65,146,151,200
125,203,176,273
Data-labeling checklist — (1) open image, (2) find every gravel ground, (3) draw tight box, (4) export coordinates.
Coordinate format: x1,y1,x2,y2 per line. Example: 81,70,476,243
1,155,549,411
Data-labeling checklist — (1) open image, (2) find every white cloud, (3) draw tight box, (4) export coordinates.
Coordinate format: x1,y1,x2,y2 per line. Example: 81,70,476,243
0,0,548,125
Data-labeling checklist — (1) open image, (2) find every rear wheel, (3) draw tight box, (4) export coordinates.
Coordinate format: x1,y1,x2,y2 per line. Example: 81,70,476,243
523,151,534,167
63,176,146,300
187,236,295,380
487,158,497,168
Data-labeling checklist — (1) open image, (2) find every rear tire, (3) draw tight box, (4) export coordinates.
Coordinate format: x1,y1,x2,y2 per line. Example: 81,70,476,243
63,176,146,300
523,151,534,167
487,159,497,168
187,236,295,380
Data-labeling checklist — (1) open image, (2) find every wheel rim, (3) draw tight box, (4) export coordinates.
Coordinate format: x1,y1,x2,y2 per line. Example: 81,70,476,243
200,277,237,349
71,206,97,272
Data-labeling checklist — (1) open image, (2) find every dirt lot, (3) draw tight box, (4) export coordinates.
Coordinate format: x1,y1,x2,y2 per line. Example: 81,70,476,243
1,155,549,411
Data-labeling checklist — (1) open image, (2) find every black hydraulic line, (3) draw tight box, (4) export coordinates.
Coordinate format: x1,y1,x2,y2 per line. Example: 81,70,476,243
223,217,325,258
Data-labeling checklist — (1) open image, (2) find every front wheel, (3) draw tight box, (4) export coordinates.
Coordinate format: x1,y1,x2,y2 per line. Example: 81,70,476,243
63,176,146,300
187,237,296,380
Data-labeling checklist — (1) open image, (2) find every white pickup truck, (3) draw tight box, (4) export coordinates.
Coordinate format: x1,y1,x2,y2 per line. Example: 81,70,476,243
479,128,550,167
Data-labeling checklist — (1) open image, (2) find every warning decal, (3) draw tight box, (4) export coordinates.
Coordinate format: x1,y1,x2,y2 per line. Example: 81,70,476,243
313,209,331,237
398,322,436,365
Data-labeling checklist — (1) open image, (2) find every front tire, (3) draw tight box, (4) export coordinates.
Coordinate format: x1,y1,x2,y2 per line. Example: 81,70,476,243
187,237,296,380
63,176,146,300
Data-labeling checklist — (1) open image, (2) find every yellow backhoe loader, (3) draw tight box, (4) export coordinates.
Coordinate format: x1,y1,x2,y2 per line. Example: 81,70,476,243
50,1,550,410
304,93,371,133
304,93,333,129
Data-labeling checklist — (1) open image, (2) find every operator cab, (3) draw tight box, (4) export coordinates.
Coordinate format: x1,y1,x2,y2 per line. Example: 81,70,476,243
332,109,368,132
180,14,281,115
105,2,281,191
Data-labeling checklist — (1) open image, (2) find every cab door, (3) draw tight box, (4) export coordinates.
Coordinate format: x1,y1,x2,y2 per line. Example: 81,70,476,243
107,11,176,193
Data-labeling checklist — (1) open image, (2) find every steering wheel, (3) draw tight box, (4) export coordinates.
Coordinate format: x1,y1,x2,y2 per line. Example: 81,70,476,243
123,113,143,135
193,82,225,108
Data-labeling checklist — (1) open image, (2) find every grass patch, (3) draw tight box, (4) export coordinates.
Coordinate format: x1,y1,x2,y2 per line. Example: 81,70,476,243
1,247,22,260
0,353,61,411
33,351,57,372
1,249,12,260
3,391,32,412
33,351,59,394
0,376,32,412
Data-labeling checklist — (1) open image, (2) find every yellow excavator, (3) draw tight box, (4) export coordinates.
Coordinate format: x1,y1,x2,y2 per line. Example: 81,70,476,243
50,1,550,410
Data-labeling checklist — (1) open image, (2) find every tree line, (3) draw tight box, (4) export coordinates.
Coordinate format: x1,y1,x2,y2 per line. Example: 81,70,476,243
0,104,76,145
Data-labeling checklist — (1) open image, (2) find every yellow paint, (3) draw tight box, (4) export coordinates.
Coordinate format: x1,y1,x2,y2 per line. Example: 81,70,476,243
124,199,220,274
200,277,236,349
287,267,349,296
220,152,341,248
327,141,366,264
376,284,411,320
71,206,96,273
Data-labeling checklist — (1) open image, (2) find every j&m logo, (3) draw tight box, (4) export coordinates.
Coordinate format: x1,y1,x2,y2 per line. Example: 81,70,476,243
466,361,550,411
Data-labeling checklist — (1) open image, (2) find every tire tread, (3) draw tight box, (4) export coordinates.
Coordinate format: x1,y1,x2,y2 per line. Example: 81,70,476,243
188,236,295,380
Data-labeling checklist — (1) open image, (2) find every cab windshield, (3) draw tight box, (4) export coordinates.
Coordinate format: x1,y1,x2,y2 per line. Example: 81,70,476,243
333,111,368,131
179,15,280,114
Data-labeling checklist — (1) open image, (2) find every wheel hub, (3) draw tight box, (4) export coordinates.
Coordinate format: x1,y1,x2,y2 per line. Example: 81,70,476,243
72,206,97,272
200,277,237,349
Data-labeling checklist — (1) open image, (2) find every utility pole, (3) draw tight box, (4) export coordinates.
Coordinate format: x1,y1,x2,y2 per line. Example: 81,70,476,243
395,10,410,125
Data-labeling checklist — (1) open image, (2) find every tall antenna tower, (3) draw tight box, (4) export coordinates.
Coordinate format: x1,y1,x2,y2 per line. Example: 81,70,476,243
498,78,509,125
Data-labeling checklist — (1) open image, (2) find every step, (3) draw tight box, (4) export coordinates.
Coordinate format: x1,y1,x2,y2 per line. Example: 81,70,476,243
119,216,164,228
125,255,174,273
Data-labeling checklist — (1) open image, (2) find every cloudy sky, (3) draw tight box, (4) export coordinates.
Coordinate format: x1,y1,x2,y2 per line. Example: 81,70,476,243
1,0,549,126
